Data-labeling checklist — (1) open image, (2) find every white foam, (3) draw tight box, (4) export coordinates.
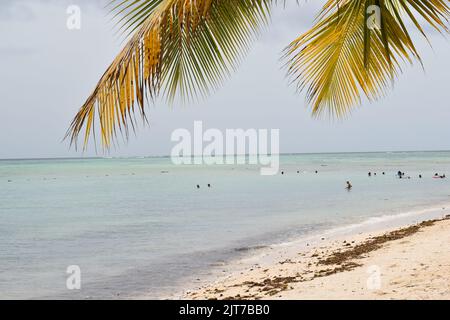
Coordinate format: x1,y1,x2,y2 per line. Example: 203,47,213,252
273,202,450,249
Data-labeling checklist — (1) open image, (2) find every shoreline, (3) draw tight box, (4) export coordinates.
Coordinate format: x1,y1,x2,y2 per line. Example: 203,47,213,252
174,207,450,300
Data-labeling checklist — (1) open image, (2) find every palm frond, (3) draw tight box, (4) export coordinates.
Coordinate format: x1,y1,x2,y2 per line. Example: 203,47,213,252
284,0,449,117
67,0,274,150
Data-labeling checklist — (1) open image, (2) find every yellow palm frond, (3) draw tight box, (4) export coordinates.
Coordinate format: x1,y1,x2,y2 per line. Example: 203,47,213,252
284,0,449,117
67,0,273,150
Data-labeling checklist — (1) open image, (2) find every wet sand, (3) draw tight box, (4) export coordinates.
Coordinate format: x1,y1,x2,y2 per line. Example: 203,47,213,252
182,215,450,300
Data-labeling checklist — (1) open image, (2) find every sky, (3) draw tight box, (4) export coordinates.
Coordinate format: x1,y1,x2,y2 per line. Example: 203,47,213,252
0,0,449,159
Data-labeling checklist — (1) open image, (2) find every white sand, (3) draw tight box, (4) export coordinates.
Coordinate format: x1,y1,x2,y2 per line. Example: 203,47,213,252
183,215,450,300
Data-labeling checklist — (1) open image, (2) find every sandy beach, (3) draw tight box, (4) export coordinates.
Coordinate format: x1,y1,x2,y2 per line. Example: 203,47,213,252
183,213,450,300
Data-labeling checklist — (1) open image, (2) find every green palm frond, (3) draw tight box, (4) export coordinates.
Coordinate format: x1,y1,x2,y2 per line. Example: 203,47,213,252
67,0,449,150
67,0,274,150
284,0,449,117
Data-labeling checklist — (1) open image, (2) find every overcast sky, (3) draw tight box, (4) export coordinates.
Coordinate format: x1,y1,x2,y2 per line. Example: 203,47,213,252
0,0,449,159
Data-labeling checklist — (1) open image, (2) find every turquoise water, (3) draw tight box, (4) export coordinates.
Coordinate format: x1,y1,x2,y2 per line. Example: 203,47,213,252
1,152,450,299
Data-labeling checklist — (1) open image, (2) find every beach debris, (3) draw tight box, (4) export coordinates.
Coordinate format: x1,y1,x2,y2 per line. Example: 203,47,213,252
279,259,295,265
240,276,300,296
314,262,362,277
318,218,442,267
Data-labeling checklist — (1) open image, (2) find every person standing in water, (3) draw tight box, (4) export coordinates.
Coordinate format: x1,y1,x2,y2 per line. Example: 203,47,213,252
346,181,353,190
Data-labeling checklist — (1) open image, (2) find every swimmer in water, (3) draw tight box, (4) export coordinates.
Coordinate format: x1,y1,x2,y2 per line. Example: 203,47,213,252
346,181,352,190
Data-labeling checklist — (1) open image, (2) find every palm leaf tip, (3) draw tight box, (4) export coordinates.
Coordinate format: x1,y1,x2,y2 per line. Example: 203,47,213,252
284,0,450,117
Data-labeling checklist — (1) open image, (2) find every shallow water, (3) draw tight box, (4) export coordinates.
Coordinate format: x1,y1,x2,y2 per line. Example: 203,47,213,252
1,151,449,299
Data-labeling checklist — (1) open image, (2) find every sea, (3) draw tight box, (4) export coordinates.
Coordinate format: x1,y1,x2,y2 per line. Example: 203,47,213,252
1,151,450,299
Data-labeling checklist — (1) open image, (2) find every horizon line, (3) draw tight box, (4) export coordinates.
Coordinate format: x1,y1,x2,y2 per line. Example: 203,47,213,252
1,149,450,161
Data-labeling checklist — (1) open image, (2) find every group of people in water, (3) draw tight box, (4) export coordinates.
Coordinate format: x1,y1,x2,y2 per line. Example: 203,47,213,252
397,171,410,179
281,170,319,175
368,172,385,177
193,169,447,190
345,170,447,191
368,170,448,180
394,171,446,179
196,184,211,189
